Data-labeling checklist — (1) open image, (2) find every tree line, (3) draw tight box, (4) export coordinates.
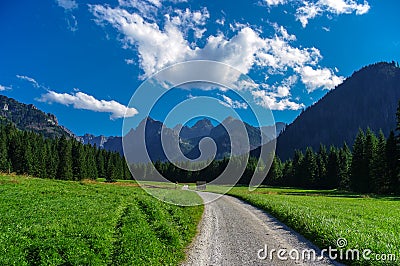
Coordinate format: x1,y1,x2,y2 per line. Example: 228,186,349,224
265,128,398,194
139,101,400,195
1,100,399,195
0,123,131,181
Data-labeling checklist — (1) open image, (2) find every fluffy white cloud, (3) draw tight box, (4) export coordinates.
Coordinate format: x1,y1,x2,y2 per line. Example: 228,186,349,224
38,91,138,119
251,90,304,110
264,0,287,6
0,85,11,91
296,65,344,92
218,95,248,109
16,75,39,88
91,6,194,78
90,3,343,111
170,7,210,39
296,0,370,27
55,0,78,10
320,0,370,15
250,75,304,110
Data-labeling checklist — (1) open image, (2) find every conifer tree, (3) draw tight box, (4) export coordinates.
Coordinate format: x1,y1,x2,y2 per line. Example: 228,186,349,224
371,131,388,193
338,143,352,190
351,129,367,192
57,136,73,180
364,128,378,193
303,147,317,187
386,131,398,194
326,146,340,189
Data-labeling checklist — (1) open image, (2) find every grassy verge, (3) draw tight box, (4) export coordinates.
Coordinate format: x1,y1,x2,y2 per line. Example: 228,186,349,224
207,185,400,265
0,175,203,265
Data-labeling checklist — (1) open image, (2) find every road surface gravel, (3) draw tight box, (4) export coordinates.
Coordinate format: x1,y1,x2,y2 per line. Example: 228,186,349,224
182,192,342,266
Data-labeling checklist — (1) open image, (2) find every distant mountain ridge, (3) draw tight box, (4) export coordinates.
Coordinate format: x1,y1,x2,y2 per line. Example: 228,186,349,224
0,94,283,163
88,116,282,163
272,61,400,160
0,95,75,139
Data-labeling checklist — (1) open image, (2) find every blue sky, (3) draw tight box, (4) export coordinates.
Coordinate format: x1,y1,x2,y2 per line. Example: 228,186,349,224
0,0,399,136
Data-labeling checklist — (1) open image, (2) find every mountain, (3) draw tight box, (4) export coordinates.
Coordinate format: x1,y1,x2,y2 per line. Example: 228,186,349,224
0,94,75,139
78,134,108,148
82,116,280,163
260,122,286,142
186,116,266,160
273,61,400,160
176,118,214,139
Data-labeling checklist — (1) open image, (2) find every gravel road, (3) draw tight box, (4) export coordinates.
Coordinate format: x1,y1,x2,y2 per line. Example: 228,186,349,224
182,192,341,266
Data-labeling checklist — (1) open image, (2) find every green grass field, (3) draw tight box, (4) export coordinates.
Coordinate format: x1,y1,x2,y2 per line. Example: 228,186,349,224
0,175,203,265
207,185,400,265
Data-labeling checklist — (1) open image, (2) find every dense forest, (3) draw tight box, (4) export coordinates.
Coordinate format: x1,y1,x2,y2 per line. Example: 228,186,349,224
139,100,400,195
275,62,400,160
0,123,131,181
0,98,398,196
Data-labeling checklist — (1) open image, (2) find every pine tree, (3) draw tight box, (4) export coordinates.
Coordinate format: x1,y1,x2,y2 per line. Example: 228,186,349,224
46,140,59,179
316,144,328,186
364,128,378,193
371,131,388,193
351,129,367,192
386,131,398,194
338,143,352,190
282,160,293,186
268,156,283,185
326,146,340,189
96,149,106,179
72,142,86,180
303,147,317,188
0,129,9,172
292,150,304,187
57,136,73,180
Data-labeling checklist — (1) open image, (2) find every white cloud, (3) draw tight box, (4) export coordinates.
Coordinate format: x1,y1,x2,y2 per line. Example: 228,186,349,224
55,0,78,11
251,89,304,110
296,1,322,27
90,3,344,111
251,75,303,110
216,17,225,26
322,26,330,31
218,95,248,109
170,7,210,39
38,90,138,119
118,0,159,21
296,65,344,92
321,0,370,15
264,0,287,6
0,84,12,91
16,75,39,88
295,0,370,27
125,58,135,64
55,0,79,31
66,14,78,32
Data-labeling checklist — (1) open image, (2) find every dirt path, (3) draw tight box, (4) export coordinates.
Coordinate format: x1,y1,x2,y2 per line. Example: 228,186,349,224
182,192,341,266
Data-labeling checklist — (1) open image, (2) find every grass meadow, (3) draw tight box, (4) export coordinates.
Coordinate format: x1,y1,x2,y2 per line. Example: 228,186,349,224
0,175,203,265
207,185,400,265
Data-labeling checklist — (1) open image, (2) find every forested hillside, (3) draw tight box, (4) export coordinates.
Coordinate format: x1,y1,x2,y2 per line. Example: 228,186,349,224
0,123,130,181
276,62,400,160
